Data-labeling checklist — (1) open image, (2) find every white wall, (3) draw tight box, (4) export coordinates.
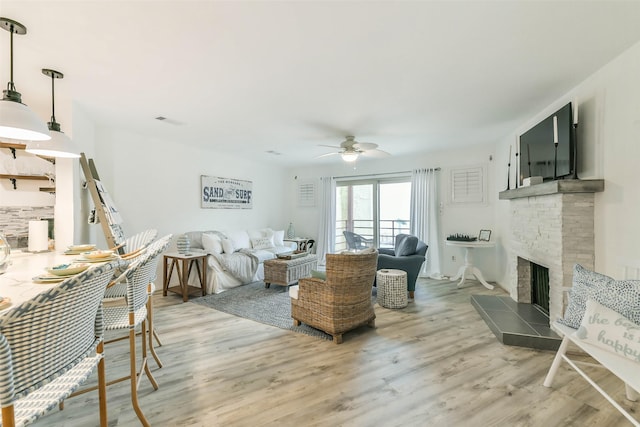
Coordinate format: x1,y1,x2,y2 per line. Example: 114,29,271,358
91,128,290,247
494,39,640,287
287,142,499,280
71,102,98,246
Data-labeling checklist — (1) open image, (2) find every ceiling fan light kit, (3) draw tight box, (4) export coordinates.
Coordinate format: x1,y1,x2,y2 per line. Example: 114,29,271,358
341,151,359,162
26,69,80,158
319,135,391,163
0,17,51,142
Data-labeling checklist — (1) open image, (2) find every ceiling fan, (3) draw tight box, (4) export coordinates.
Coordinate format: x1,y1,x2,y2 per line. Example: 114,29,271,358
317,136,391,162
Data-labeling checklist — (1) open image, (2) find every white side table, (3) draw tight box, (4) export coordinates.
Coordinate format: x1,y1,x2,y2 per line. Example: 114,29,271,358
376,269,408,308
446,240,496,290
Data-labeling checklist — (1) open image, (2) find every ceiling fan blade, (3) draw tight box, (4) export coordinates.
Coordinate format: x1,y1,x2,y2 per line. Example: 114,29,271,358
353,142,378,151
360,149,391,158
315,152,340,159
317,144,343,149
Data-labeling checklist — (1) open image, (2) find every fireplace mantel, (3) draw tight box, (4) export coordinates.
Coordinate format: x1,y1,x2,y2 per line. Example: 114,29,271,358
499,179,604,200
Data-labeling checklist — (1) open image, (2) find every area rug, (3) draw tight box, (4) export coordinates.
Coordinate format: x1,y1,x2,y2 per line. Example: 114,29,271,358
190,281,376,341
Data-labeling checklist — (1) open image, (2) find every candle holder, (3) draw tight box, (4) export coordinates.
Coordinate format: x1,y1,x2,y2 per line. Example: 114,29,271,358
505,149,511,191
515,151,519,188
571,122,579,180
505,161,511,191
553,141,558,180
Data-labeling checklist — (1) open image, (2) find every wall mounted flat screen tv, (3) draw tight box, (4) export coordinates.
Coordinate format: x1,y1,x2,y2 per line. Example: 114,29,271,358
519,102,574,184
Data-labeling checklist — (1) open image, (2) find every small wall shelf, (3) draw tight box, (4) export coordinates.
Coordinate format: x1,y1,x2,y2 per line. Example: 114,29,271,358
0,142,27,159
0,174,50,190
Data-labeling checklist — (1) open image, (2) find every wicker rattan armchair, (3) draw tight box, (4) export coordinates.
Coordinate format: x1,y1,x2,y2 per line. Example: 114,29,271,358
291,250,378,344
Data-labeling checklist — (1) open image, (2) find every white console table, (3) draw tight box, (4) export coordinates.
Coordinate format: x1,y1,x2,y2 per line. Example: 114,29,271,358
446,240,496,290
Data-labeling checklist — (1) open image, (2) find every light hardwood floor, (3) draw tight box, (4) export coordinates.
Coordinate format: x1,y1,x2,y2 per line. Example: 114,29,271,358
40,279,637,426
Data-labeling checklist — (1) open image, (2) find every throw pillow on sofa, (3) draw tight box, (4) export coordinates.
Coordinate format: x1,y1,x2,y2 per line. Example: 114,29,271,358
202,232,223,254
269,229,285,247
224,230,251,250
248,228,277,246
221,238,235,254
251,237,275,250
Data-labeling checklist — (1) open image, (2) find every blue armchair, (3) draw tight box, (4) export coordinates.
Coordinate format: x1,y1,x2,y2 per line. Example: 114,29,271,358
377,234,427,298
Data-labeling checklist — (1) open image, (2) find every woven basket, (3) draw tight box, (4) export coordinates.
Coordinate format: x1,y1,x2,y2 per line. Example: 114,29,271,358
264,254,318,286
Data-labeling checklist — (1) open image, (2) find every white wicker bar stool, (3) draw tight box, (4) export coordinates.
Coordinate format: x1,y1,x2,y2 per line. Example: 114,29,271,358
102,234,171,427
104,229,165,368
0,261,121,427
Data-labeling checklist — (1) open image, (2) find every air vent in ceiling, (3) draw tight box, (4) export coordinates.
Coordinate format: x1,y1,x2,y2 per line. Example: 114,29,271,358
154,116,184,125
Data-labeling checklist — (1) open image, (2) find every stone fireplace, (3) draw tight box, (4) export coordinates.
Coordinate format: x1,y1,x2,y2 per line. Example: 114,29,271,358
500,180,604,323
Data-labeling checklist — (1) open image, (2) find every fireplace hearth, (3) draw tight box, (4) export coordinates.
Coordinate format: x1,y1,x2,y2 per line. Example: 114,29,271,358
470,294,560,350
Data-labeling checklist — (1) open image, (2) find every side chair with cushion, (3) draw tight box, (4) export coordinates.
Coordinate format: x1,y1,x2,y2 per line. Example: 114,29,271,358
343,231,373,250
0,261,121,427
377,234,427,299
291,249,378,344
102,234,171,427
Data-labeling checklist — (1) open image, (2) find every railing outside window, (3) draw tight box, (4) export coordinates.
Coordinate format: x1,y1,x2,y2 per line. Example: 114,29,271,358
335,218,410,252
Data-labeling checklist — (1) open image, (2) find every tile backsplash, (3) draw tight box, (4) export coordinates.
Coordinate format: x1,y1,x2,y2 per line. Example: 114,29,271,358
0,206,54,248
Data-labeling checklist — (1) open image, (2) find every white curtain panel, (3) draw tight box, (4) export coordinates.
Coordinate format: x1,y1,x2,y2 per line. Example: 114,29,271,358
410,168,444,279
316,176,336,265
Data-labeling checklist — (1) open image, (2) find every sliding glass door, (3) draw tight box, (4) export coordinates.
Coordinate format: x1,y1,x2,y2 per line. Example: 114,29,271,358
335,177,410,251
336,183,375,251
378,181,411,248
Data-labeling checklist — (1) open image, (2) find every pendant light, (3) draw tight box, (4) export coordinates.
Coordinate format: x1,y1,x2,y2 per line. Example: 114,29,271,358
26,69,80,158
0,17,50,141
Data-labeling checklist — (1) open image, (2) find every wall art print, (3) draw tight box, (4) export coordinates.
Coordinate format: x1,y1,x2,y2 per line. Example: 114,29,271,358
201,175,253,209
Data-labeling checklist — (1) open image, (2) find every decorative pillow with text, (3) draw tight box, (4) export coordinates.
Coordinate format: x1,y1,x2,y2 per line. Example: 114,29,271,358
574,298,640,363
251,237,275,250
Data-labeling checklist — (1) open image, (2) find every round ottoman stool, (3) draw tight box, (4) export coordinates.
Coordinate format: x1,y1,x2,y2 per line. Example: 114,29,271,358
376,269,408,309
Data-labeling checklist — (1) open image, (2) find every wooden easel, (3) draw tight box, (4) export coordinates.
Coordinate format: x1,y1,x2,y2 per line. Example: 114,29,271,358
79,153,125,252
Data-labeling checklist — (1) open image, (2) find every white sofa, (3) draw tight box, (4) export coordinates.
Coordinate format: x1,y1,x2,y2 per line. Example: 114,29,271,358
185,229,296,294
